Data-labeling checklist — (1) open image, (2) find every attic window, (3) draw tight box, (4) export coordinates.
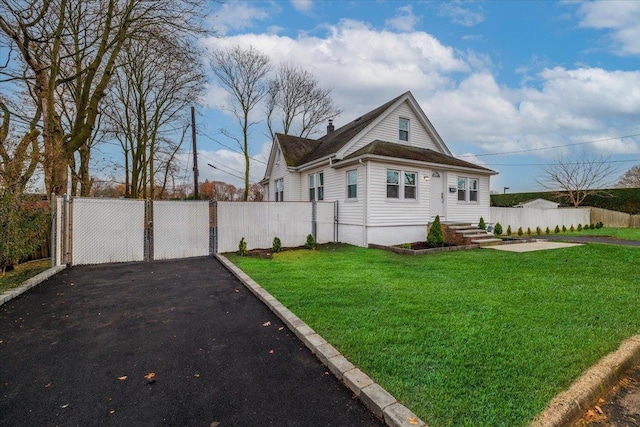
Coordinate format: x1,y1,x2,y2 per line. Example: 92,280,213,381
399,118,409,141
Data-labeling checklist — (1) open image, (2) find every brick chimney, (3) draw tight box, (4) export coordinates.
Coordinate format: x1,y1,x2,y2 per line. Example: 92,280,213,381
327,119,335,134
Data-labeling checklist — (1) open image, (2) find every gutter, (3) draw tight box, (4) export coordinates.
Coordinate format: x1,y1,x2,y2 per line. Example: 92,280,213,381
331,154,498,175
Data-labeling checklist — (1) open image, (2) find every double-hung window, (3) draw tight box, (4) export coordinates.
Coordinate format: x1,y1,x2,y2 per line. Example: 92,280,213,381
347,170,357,199
399,118,409,141
275,178,284,202
387,169,417,200
309,172,324,201
458,177,479,203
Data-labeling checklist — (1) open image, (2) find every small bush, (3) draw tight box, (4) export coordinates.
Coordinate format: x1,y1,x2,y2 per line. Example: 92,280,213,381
238,237,248,256
577,224,583,231
517,227,523,237
562,225,567,232
536,226,542,235
304,234,316,249
272,237,282,253
494,223,503,236
554,225,560,234
527,227,532,236
506,225,512,236
596,222,604,229
570,225,575,232
427,215,445,247
545,226,550,235
590,223,595,229
400,243,411,249
478,217,486,230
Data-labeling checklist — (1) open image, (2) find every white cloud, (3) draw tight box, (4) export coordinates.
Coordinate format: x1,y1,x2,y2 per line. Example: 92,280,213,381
291,0,313,14
385,5,420,33
213,2,270,35
439,2,485,27
575,0,640,55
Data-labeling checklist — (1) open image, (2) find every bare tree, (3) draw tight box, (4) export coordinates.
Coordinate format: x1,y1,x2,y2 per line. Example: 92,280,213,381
266,63,341,139
102,35,205,199
209,45,271,201
0,0,207,196
537,155,617,207
617,165,640,188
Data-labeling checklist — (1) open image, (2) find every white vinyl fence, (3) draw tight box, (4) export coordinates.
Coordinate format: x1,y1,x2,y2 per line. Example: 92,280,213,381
490,207,590,231
215,201,335,253
153,201,210,260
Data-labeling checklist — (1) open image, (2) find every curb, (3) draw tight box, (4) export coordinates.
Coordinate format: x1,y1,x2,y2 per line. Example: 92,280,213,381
531,335,640,427
0,265,67,306
216,254,427,427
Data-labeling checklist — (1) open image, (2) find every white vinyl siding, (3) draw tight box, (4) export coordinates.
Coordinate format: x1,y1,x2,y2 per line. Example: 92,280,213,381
346,100,439,156
447,173,491,222
366,162,430,226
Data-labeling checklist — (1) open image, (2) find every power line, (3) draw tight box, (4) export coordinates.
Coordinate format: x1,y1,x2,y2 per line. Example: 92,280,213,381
458,133,640,158
485,158,640,167
197,129,269,165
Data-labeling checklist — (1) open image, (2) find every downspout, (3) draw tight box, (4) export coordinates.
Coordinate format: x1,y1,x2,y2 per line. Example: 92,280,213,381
360,159,368,247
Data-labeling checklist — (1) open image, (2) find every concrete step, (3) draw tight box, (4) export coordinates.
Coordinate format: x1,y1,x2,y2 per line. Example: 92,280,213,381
472,238,503,246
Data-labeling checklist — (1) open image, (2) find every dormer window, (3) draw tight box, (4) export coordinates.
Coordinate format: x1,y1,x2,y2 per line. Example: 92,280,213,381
399,118,409,141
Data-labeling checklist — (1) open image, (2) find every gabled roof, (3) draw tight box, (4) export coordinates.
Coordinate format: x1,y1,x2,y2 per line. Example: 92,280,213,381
274,92,406,168
343,140,496,174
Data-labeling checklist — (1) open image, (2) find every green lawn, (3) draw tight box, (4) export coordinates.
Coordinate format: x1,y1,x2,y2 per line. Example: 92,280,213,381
0,259,51,294
565,227,640,241
227,243,640,426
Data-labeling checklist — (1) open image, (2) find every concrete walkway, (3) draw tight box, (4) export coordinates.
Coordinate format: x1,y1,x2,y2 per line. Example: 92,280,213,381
0,258,384,426
486,241,582,252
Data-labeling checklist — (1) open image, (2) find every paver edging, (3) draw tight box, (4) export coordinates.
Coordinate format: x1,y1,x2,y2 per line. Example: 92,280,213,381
215,254,427,427
0,265,66,307
531,334,640,427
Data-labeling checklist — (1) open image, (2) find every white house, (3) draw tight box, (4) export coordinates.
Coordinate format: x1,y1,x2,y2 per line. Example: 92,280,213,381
260,91,498,247
515,198,560,209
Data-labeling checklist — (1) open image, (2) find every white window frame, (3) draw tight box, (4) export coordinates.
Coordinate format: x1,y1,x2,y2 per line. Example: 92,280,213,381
387,169,417,201
309,172,324,201
346,170,358,200
275,178,284,202
457,176,479,203
399,117,409,142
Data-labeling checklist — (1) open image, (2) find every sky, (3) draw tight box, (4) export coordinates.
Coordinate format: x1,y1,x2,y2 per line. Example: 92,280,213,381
189,0,640,193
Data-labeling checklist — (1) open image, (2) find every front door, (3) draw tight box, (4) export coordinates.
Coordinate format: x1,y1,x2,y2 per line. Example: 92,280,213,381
430,170,445,219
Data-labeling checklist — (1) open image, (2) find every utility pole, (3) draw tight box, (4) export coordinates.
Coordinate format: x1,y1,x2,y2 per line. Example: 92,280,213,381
191,106,199,200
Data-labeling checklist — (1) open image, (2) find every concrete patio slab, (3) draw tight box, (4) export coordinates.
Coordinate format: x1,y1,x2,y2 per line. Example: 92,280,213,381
485,241,582,252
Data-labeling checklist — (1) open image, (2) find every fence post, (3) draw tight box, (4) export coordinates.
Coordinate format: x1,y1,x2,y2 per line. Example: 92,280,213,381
50,194,56,267
145,199,154,262
210,200,217,254
312,200,317,242
334,200,339,243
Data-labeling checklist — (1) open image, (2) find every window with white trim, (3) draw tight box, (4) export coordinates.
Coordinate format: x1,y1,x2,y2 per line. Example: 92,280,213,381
457,177,479,203
387,169,417,200
347,170,357,199
309,172,324,201
399,117,409,141
275,178,284,202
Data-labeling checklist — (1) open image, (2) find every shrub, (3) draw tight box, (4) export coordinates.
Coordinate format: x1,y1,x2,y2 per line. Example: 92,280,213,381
517,227,523,236
304,234,316,249
478,217,486,230
570,225,575,232
494,223,503,236
596,222,604,229
272,237,282,253
527,227,532,236
545,226,550,234
506,225,512,236
427,215,445,247
577,224,583,231
400,243,411,249
536,226,542,235
562,225,567,232
590,223,595,229
238,237,247,256
554,225,560,234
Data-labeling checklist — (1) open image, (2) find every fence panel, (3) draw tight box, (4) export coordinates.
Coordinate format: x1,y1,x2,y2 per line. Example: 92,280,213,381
217,202,321,253
153,201,210,260
590,207,631,228
316,202,335,244
72,198,145,265
490,207,590,231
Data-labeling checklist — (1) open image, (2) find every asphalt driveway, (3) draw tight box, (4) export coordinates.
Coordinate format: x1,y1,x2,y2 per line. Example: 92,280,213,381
0,258,383,426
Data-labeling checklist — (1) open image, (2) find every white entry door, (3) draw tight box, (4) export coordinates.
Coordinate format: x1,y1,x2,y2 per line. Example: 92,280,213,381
430,170,445,219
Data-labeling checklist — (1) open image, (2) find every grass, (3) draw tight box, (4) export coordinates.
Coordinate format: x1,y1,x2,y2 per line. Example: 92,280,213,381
227,243,640,426
564,227,640,241
0,259,51,294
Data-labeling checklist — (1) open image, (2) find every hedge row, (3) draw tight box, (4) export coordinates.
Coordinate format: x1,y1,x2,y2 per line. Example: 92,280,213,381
490,188,640,214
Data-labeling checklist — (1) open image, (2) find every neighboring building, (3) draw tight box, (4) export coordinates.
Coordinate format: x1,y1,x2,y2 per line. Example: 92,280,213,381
515,198,560,209
260,91,498,247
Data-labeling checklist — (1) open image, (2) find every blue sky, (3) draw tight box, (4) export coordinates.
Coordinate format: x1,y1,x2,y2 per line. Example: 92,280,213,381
192,0,640,193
